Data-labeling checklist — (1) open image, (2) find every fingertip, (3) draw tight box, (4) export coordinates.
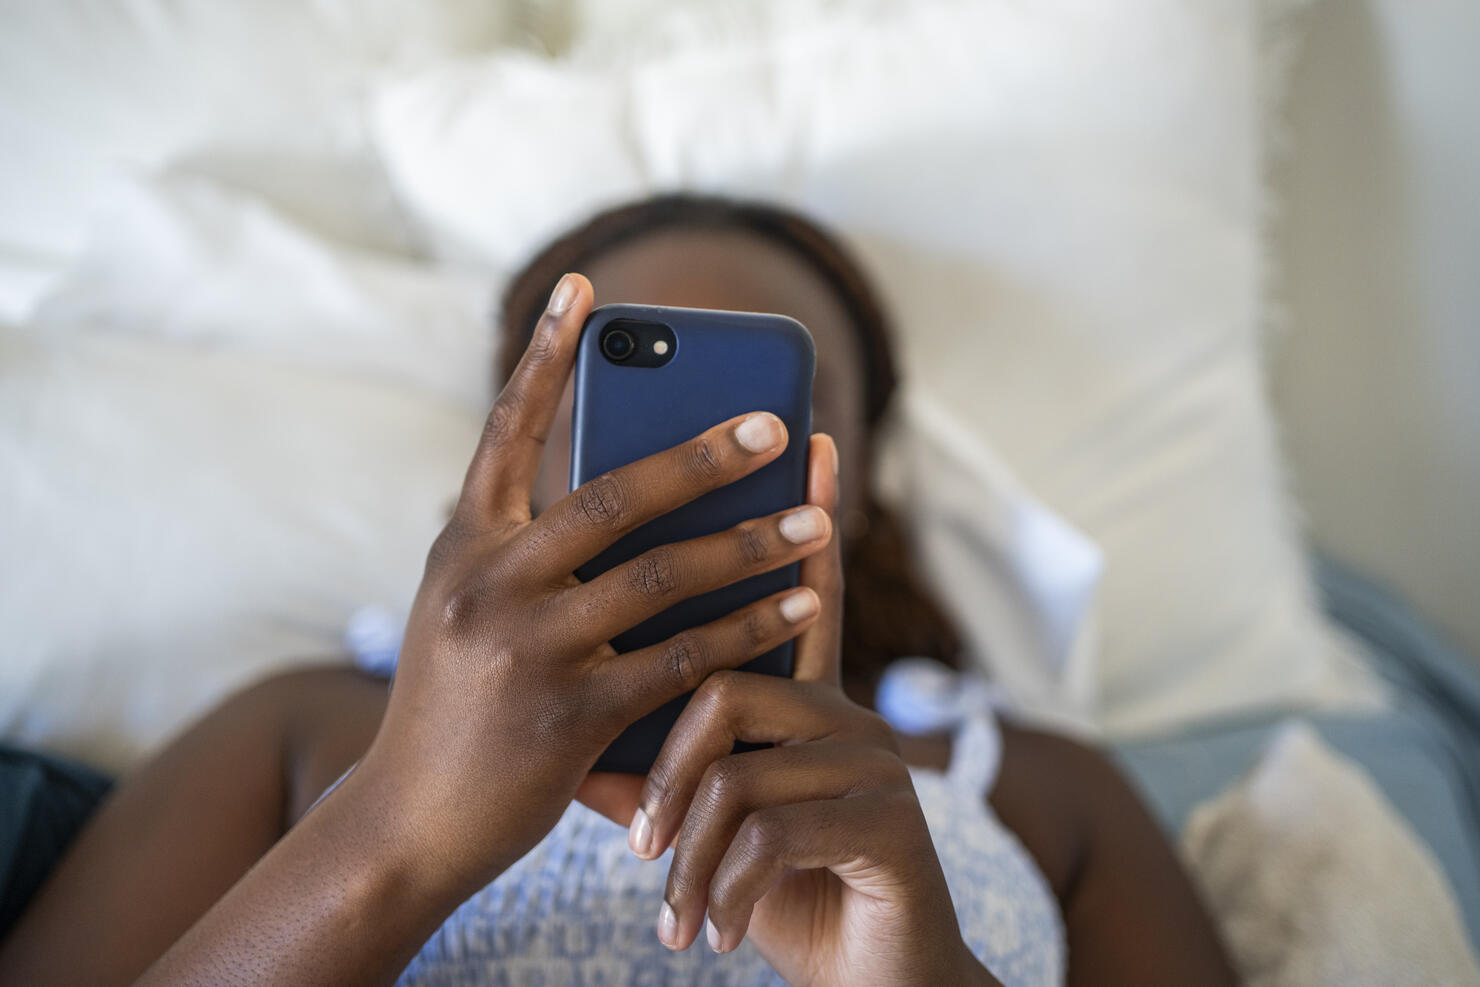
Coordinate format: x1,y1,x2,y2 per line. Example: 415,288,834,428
547,271,594,314
628,806,655,859
657,900,681,950
806,433,840,510
706,917,725,953
734,412,786,454
527,275,591,368
571,272,595,312
547,274,577,315
706,914,745,954
780,586,820,623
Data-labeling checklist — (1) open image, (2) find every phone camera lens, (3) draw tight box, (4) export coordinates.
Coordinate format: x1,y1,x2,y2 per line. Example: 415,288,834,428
601,328,636,362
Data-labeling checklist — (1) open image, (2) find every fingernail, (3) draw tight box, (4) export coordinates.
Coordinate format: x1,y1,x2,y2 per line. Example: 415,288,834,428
780,588,819,623
779,505,827,544
547,274,577,315
735,413,782,453
706,917,724,953
830,437,840,476
657,901,680,949
628,807,654,859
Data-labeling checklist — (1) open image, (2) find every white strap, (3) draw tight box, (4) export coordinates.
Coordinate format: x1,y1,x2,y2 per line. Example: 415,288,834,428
876,657,1007,797
876,657,1004,733
345,606,403,678
946,713,1004,798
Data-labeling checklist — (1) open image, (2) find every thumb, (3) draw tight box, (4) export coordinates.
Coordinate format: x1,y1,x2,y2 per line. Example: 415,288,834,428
792,434,842,685
575,771,644,827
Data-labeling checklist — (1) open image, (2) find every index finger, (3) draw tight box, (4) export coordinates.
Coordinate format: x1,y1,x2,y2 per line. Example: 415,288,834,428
460,273,592,520
522,410,790,576
629,671,869,860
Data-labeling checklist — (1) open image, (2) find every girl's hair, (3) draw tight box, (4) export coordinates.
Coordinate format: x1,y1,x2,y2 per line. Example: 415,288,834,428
498,194,961,698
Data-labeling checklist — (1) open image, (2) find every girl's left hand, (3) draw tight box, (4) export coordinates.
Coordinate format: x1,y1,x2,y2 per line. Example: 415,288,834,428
623,434,1000,987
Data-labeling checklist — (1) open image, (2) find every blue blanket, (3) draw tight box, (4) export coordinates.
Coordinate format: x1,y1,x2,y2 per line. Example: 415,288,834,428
1113,559,1480,946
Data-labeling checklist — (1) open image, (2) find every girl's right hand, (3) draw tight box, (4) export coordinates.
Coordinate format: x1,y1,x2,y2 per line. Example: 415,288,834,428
351,273,834,901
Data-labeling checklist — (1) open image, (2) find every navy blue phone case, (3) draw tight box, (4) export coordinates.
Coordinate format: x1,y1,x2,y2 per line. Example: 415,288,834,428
570,304,815,774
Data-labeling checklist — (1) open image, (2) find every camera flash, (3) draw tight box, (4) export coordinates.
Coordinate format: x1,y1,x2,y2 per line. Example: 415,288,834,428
652,340,670,355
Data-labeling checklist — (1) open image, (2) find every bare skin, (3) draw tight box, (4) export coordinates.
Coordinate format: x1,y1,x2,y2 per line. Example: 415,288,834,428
0,239,1237,984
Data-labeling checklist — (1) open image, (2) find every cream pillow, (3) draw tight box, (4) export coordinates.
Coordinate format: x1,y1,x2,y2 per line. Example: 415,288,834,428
0,174,491,772
367,0,1376,735
0,326,481,773
0,1,518,320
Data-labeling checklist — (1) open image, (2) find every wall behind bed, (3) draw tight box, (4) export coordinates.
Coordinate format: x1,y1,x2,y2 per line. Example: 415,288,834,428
1269,0,1480,664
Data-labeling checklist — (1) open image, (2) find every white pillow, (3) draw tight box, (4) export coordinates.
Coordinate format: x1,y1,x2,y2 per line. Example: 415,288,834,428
367,0,1377,735
0,174,492,771
32,173,497,412
0,1,519,321
0,326,482,773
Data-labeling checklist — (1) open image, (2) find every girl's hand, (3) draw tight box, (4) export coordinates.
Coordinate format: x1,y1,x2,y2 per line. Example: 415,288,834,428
356,273,833,900
627,434,1000,986
138,274,837,986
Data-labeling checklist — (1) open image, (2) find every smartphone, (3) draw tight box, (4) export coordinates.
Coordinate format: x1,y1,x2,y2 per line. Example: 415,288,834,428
570,304,815,773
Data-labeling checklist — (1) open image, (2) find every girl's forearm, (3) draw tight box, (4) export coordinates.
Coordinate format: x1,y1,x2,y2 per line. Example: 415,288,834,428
138,761,475,987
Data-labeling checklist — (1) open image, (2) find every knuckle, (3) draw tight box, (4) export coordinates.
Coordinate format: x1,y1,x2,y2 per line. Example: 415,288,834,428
628,547,679,601
643,760,677,811
666,858,704,903
558,589,606,635
706,873,740,920
663,631,708,692
740,607,769,648
697,757,747,811
881,790,933,852
857,709,901,752
481,396,522,448
694,669,740,717
685,434,726,484
886,751,914,787
524,319,561,365
424,517,471,575
576,473,629,529
737,810,785,862
864,747,913,790
734,521,771,567
437,577,490,637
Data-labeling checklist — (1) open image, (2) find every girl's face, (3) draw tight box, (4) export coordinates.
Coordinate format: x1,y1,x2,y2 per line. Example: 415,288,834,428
524,228,870,527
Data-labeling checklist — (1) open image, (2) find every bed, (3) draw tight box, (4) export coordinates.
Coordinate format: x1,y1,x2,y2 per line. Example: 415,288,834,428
1,1,1476,982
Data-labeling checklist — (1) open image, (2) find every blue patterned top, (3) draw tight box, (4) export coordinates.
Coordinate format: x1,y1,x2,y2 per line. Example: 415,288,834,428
395,715,1065,986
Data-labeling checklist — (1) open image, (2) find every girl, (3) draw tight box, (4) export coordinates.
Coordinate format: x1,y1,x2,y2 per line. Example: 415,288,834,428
0,198,1233,986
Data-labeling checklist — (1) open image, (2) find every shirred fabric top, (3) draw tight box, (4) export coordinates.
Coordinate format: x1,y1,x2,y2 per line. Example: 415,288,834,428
396,714,1065,986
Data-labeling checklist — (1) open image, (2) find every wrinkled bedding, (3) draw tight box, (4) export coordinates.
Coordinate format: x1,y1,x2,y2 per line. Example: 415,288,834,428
1114,558,1480,947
